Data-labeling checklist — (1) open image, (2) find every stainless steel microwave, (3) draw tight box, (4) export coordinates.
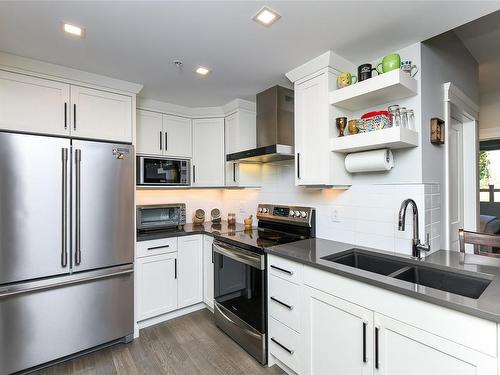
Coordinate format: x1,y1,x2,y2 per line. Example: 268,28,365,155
137,156,190,186
137,204,187,232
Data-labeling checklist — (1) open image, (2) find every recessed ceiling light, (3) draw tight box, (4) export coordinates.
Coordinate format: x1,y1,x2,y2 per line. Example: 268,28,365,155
63,23,84,37
252,6,281,27
194,66,211,76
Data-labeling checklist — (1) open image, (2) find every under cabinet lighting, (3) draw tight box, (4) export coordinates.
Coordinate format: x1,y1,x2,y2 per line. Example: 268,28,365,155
194,66,211,76
252,6,281,27
63,23,84,37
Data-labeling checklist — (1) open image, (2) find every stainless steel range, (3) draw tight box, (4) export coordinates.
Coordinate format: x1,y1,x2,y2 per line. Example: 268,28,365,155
213,204,315,364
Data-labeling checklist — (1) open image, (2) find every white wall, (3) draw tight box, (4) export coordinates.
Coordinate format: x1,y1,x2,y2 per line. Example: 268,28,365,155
480,89,500,140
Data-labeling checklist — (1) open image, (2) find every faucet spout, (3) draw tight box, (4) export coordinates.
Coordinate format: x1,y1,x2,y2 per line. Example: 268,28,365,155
398,199,429,259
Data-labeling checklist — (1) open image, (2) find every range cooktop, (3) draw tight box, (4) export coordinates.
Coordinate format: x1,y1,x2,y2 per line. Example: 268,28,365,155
215,204,315,254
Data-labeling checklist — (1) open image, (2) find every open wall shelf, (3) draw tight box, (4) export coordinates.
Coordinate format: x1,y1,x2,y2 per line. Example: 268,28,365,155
329,69,418,111
330,127,419,153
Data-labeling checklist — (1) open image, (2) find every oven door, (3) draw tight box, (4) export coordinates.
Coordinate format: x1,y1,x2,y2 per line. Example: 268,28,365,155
137,157,189,186
213,240,267,363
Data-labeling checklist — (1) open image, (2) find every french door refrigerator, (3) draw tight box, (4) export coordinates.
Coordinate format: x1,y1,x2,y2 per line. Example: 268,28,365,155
0,132,135,375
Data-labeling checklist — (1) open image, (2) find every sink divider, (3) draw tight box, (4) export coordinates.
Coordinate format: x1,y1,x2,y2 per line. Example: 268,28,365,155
387,266,413,278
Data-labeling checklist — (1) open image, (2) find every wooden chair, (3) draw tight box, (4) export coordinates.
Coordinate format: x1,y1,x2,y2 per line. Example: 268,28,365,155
459,229,500,257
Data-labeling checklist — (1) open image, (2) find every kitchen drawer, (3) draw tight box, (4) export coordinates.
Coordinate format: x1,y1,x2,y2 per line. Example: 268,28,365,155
269,275,302,332
269,317,303,374
269,255,303,285
136,237,178,258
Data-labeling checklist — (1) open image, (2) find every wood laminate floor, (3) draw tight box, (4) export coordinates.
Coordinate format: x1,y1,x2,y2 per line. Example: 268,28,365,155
33,309,285,375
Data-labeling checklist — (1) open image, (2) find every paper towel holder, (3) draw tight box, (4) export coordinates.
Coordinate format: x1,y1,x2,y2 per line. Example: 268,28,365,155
344,148,394,173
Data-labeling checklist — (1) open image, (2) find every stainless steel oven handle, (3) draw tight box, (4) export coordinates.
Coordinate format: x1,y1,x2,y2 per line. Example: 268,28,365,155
213,241,265,270
215,303,261,339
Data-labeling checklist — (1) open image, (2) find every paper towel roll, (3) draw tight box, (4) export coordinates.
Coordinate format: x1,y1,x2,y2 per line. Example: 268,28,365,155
345,149,394,173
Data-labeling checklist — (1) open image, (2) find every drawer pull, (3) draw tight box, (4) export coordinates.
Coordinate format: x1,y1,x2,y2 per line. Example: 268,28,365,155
271,337,294,355
270,265,293,275
270,296,294,310
147,244,170,251
375,326,379,369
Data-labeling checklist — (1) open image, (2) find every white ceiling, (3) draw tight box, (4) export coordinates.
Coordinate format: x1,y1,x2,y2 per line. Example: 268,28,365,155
1,1,499,106
455,10,500,95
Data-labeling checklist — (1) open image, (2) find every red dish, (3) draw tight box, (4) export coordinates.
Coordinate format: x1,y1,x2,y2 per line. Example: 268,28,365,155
361,110,389,119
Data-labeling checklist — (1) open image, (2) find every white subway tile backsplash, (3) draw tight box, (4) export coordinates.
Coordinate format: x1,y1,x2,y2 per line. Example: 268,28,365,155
139,163,441,255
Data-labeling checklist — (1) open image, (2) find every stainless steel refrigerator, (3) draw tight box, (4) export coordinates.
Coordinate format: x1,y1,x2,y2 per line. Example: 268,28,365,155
0,132,135,374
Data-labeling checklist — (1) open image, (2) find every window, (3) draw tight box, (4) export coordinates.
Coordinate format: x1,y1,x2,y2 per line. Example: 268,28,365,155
479,140,500,202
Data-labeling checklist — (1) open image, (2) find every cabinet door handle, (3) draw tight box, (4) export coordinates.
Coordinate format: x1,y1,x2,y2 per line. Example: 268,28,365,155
233,162,236,182
159,131,163,150
270,296,294,310
73,104,77,130
375,326,379,369
174,258,177,279
270,264,293,275
297,153,301,179
165,132,168,151
270,338,294,355
147,244,170,251
362,322,367,363
192,165,196,183
64,103,68,129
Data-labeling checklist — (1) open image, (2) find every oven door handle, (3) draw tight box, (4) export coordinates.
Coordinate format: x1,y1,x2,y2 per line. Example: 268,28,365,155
213,241,265,270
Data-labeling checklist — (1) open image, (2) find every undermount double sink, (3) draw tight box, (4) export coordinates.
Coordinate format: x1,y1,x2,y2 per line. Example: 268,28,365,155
322,249,491,299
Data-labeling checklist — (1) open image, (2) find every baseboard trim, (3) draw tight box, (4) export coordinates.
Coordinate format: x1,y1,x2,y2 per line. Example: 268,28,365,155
137,302,210,330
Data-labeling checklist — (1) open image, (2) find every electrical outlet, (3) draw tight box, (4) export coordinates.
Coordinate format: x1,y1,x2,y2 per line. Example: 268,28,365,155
331,208,340,223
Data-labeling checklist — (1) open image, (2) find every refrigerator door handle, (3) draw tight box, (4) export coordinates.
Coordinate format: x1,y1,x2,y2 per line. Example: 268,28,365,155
75,149,82,266
61,148,68,268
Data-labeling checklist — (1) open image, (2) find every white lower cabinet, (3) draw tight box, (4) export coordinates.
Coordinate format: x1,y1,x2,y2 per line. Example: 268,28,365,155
375,313,497,375
137,252,177,321
203,235,214,309
303,286,374,375
136,234,204,325
177,235,203,308
268,255,498,375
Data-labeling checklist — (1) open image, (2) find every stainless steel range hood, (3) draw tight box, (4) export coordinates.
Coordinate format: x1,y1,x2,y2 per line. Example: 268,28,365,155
226,85,294,163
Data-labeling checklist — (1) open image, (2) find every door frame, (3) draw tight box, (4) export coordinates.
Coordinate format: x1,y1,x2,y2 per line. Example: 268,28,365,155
443,83,480,250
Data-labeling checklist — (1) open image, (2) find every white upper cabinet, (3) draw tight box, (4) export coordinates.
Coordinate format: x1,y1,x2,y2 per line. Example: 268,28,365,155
192,118,225,187
177,235,203,308
163,114,192,158
136,109,163,155
294,71,333,186
70,85,132,143
224,110,256,155
224,109,260,187
0,70,70,136
136,110,192,158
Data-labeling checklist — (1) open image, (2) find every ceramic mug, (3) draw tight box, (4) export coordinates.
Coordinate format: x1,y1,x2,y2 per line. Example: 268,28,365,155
358,63,378,82
401,60,418,77
376,53,401,74
337,72,357,88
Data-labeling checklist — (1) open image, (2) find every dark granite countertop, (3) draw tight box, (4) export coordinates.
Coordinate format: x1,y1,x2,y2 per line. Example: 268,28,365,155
137,220,249,242
266,238,500,323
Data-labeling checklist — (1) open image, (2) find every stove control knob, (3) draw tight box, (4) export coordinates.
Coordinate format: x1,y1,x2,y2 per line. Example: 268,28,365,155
263,208,269,213
300,211,307,218
289,211,295,217
258,208,263,213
